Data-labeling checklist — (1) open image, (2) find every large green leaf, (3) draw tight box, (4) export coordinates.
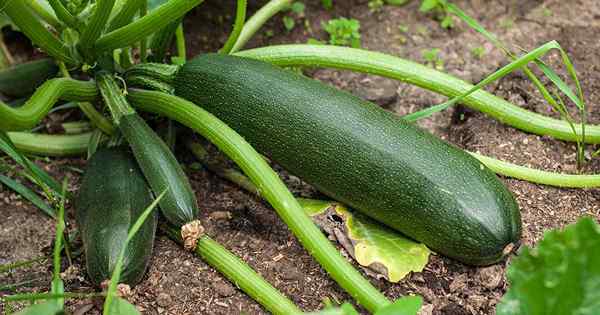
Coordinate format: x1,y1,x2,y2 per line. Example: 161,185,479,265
13,302,63,315
297,199,430,282
106,298,140,315
497,217,600,315
375,296,422,315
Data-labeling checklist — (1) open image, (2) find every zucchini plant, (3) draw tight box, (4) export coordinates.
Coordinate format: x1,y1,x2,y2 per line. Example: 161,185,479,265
0,0,595,313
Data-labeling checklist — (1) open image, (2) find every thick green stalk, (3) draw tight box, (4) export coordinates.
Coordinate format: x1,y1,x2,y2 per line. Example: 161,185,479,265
25,0,62,30
107,0,145,32
95,72,135,124
149,20,181,62
163,227,301,315
0,79,98,131
2,1,76,64
175,23,186,62
469,152,600,188
127,89,391,312
230,0,291,53
7,132,99,156
219,0,247,54
95,0,203,53
235,45,600,144
79,0,116,59
48,0,80,29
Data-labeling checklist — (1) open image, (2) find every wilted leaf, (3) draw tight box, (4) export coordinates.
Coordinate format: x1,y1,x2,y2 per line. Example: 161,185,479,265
497,217,600,315
297,199,430,282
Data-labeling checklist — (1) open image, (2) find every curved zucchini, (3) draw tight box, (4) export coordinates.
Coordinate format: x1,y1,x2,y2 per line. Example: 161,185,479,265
172,54,522,265
76,146,157,286
0,58,58,97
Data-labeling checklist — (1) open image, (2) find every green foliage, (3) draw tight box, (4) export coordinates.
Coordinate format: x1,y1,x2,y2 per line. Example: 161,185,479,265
13,301,63,315
421,48,443,70
322,18,361,48
282,1,305,32
368,0,385,12
386,0,409,5
497,218,600,315
419,0,453,29
471,46,486,59
321,0,333,9
375,296,423,315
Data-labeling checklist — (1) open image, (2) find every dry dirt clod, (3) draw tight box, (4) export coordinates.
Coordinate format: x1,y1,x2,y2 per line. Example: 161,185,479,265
181,220,205,250
156,292,172,307
212,280,236,297
478,265,504,290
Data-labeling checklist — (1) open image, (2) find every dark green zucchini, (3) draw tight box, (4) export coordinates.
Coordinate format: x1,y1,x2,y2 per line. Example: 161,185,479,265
172,54,522,265
0,58,58,97
76,146,157,286
96,72,198,228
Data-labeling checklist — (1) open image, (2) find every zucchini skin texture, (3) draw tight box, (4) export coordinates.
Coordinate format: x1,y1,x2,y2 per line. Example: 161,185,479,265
173,54,522,265
119,113,198,227
0,58,58,97
76,147,157,286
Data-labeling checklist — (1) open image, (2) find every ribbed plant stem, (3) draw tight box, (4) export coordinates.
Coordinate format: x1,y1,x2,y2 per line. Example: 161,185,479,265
235,45,599,144
127,89,391,312
95,0,203,53
230,0,292,53
2,0,76,64
0,79,98,131
219,0,247,54
163,227,301,315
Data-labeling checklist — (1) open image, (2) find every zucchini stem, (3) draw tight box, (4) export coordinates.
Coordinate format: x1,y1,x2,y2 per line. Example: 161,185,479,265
2,1,76,64
0,78,98,131
96,72,136,124
230,0,292,53
127,89,391,312
162,227,302,315
219,0,247,55
95,0,204,53
235,45,599,144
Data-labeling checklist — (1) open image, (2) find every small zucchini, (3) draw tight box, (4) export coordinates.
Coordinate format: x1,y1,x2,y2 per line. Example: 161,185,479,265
96,72,200,248
76,146,157,286
0,58,58,97
170,54,522,265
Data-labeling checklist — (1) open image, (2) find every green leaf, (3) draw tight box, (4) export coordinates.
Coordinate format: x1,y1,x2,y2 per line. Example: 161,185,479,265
283,16,295,31
106,297,140,315
385,0,409,5
0,174,55,217
297,199,430,282
291,2,305,14
13,302,62,315
301,302,359,315
375,296,423,315
496,217,600,315
419,0,439,12
321,0,333,9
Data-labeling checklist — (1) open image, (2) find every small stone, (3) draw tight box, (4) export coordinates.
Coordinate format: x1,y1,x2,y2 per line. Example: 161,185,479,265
356,77,398,108
478,265,504,289
156,292,172,307
212,280,236,297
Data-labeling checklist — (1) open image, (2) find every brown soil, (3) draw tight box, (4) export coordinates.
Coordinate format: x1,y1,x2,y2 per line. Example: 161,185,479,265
2,0,600,314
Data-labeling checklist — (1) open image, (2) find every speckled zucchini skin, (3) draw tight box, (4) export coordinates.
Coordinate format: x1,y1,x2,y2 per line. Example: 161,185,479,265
76,147,157,286
0,58,58,97
173,54,521,265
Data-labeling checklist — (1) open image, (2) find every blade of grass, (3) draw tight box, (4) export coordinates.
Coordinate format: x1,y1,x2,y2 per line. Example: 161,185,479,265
50,179,69,309
0,256,47,273
0,174,55,217
102,190,166,315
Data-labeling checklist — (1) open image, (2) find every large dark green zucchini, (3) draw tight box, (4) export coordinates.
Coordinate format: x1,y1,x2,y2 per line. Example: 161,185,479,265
0,58,58,97
76,146,157,286
173,54,522,265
